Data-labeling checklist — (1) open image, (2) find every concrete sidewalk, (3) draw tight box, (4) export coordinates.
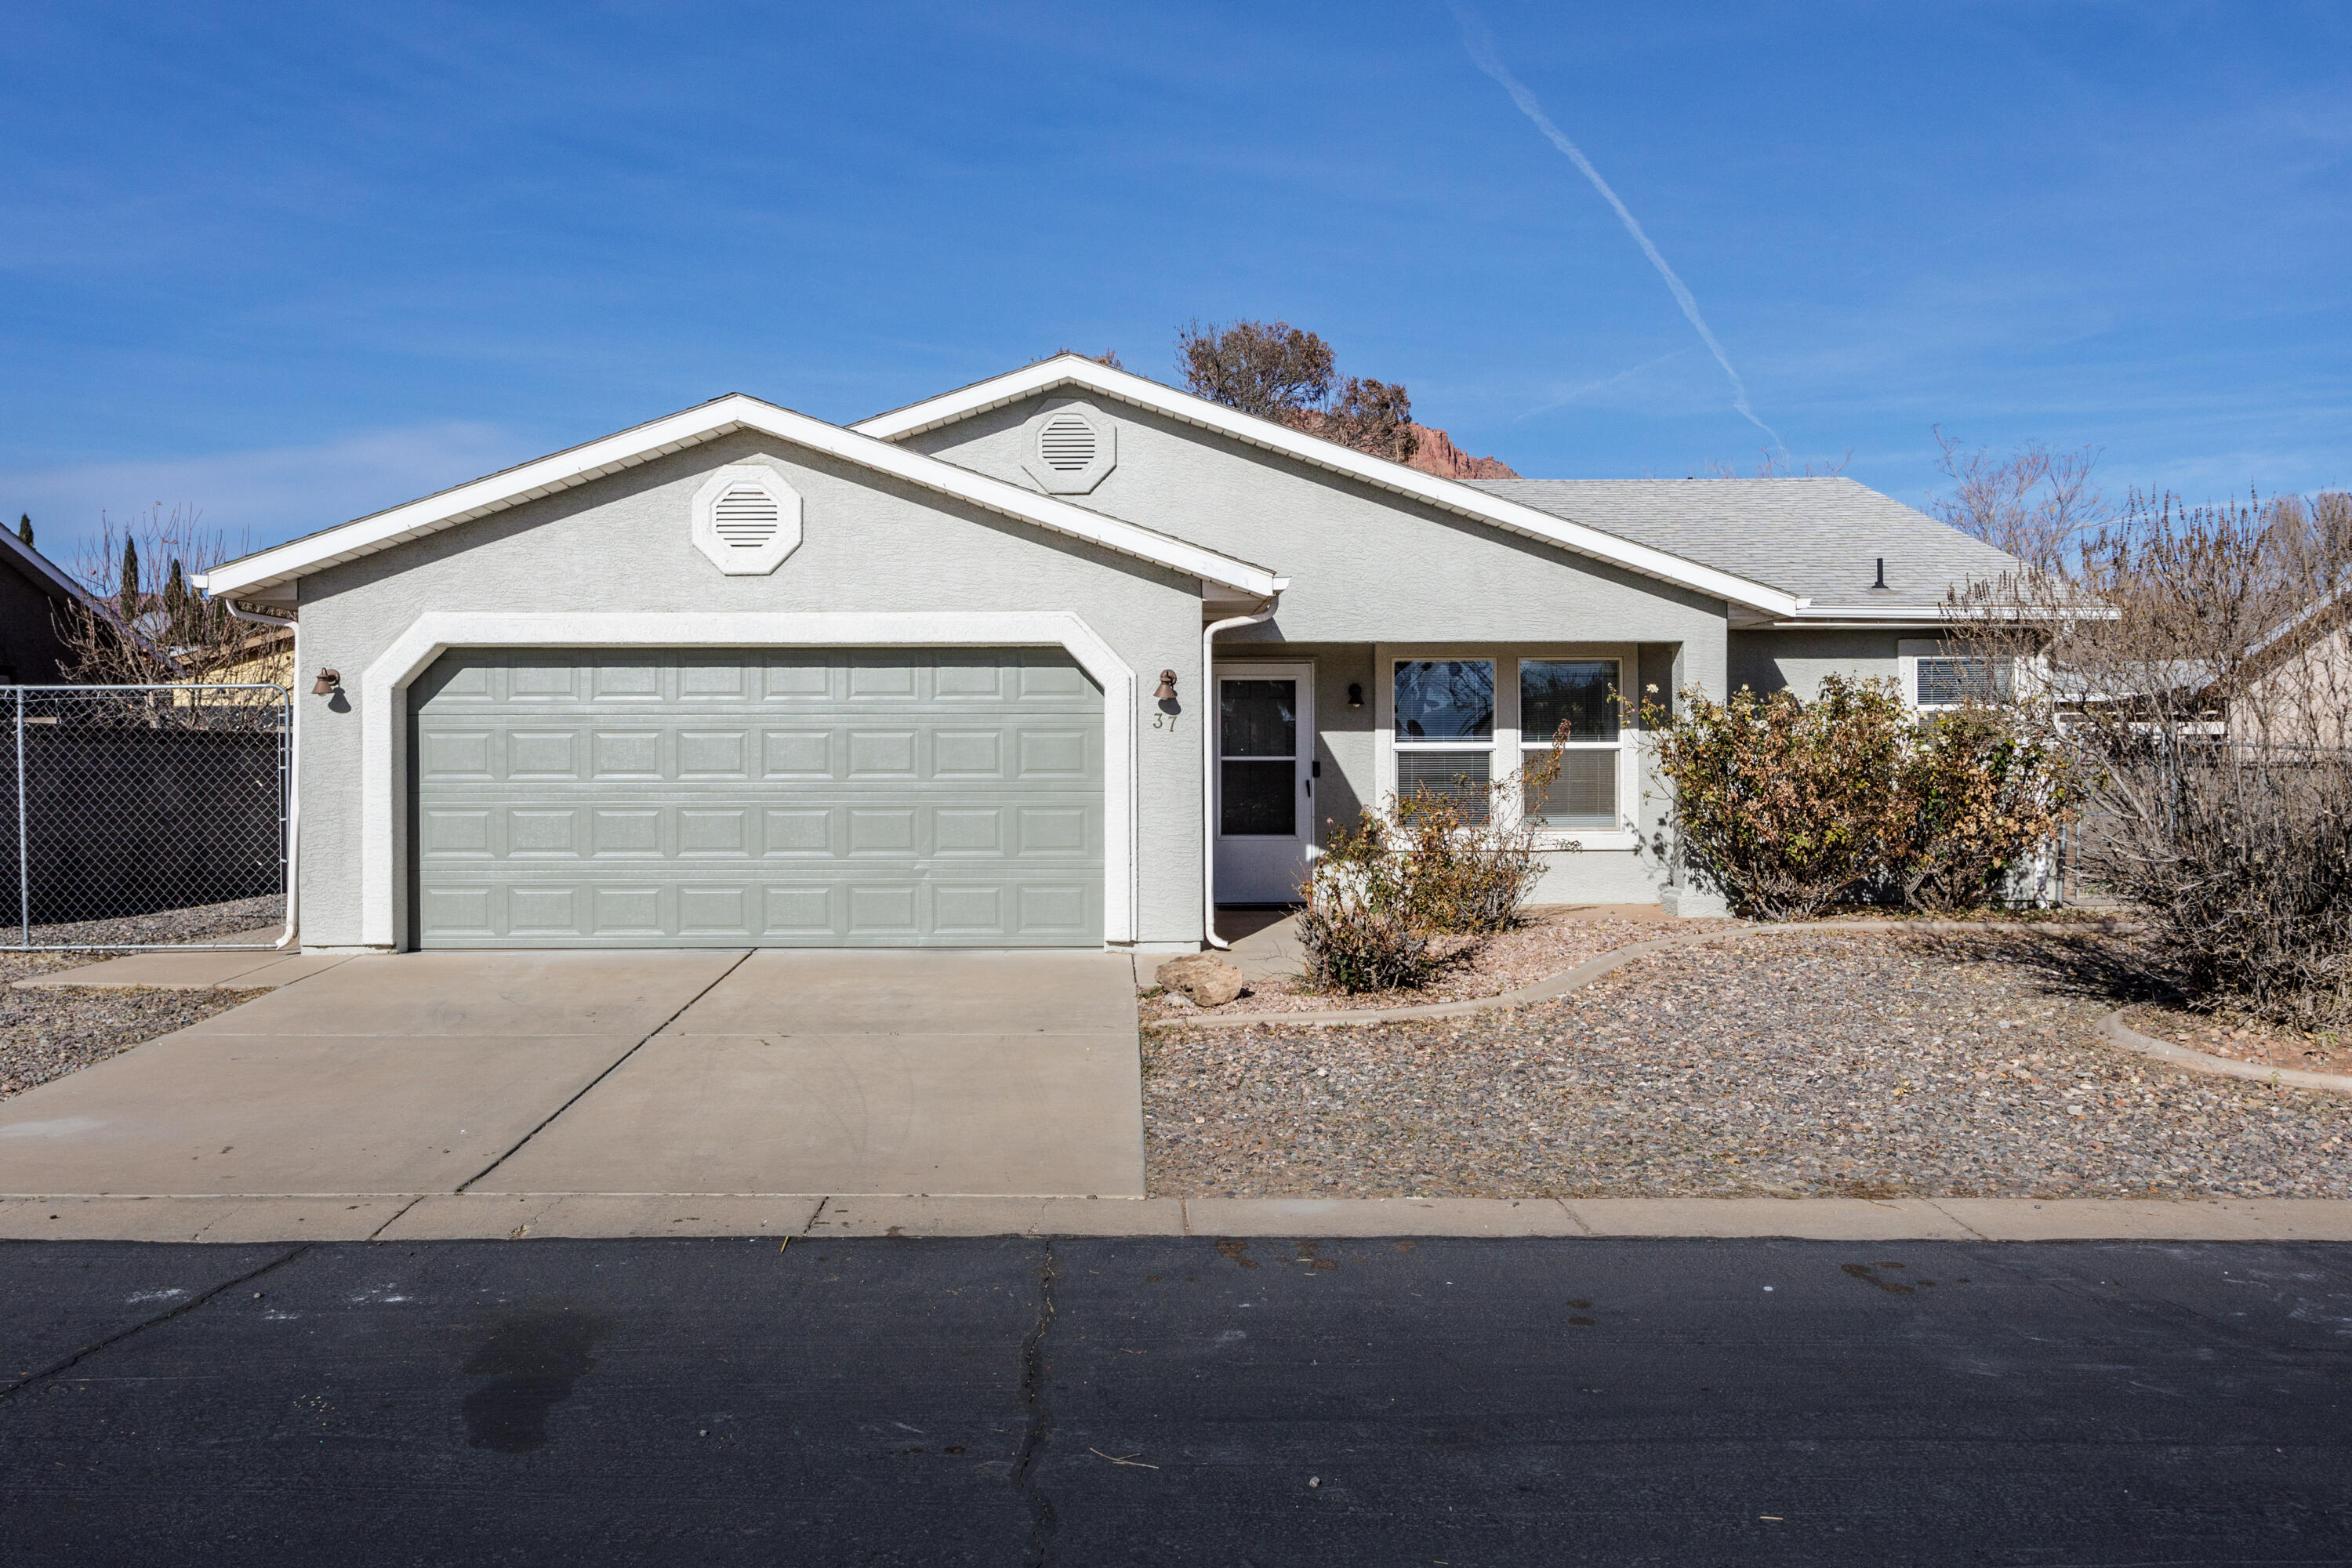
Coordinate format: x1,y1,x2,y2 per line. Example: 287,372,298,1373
11,948,354,991
5,1192,2348,1243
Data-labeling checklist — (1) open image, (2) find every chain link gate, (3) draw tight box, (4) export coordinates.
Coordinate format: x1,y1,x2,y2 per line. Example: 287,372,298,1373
1,684,291,951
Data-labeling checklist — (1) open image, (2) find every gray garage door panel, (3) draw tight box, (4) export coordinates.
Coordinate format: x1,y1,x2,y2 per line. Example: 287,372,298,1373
409,648,1104,948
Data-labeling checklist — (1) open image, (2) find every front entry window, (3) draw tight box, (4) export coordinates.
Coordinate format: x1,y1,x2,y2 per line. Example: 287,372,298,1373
1219,678,1298,837
1393,659,1494,821
1521,658,1621,829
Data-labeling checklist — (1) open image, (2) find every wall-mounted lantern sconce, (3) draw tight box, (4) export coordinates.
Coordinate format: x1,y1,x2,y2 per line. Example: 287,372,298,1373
311,668,342,697
1153,670,1178,701
1347,683,1363,709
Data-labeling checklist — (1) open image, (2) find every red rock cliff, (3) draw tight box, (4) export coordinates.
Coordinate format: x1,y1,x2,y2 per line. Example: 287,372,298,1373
1403,424,1518,481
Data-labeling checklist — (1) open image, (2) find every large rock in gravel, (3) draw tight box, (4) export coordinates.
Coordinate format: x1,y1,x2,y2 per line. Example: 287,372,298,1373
1155,953,1247,1007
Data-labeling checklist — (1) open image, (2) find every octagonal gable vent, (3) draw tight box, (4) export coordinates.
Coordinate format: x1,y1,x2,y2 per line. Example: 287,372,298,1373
1021,405,1116,493
691,465,803,575
712,484,782,547
1039,412,1099,472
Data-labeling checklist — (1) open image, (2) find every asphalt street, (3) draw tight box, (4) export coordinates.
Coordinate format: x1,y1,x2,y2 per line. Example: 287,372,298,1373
3,1235,2349,1566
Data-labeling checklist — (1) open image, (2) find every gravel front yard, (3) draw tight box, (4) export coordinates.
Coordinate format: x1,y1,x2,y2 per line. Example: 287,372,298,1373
1143,931,2352,1200
0,896,285,1099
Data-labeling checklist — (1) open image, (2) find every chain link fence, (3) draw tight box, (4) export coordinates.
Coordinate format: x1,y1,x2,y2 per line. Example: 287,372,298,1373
1,684,290,950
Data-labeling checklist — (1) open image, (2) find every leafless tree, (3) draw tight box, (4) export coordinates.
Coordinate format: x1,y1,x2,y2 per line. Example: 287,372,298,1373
1929,430,2109,569
56,506,290,699
1950,488,2352,1028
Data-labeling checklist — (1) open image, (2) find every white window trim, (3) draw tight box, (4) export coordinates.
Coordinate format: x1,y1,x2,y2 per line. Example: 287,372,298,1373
357,610,1138,951
1373,644,1639,851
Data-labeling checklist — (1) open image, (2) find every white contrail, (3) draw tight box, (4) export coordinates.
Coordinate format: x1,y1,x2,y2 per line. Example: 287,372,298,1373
1453,6,1784,452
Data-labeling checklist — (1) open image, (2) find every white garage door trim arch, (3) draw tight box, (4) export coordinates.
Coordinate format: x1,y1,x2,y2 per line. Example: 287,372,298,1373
359,611,1138,949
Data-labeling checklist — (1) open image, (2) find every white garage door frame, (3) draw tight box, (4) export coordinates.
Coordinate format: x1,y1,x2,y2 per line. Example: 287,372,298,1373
359,611,1138,950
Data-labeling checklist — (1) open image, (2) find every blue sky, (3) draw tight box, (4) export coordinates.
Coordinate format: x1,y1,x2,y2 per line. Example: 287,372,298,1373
3,1,2346,570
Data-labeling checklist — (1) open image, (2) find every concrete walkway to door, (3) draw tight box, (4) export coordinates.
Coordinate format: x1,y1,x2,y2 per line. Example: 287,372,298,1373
0,948,1144,1206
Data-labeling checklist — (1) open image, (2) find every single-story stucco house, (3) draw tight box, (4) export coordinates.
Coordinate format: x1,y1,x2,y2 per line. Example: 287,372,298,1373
194,355,2025,955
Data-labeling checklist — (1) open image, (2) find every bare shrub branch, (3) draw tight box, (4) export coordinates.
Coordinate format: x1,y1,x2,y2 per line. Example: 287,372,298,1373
1295,735,1579,992
1950,488,2352,1027
1929,429,2111,570
54,506,291,699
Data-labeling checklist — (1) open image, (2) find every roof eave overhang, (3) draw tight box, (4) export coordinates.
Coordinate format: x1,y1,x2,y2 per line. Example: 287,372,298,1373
194,394,1280,601
1738,601,2118,630
853,358,1804,619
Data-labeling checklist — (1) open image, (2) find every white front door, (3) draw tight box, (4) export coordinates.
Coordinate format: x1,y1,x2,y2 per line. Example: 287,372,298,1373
1214,662,1315,905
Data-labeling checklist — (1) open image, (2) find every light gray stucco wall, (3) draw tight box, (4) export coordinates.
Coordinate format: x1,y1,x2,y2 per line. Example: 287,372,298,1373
291,431,1207,949
915,394,1726,907
912,394,1734,652
1728,629,1903,701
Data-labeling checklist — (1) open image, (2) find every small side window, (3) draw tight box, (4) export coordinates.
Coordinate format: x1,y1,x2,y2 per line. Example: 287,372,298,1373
1915,656,2013,707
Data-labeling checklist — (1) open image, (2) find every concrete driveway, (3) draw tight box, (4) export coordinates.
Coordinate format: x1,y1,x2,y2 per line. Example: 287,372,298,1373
0,949,1143,1201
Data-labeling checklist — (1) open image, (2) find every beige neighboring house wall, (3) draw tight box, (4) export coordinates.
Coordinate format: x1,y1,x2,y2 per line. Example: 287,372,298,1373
212,626,296,690
2238,618,2352,751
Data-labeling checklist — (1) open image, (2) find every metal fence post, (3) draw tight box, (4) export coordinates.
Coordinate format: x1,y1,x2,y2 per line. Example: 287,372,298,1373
15,686,27,948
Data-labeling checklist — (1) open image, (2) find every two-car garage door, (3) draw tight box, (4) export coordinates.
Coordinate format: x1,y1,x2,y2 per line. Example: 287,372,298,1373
408,648,1104,948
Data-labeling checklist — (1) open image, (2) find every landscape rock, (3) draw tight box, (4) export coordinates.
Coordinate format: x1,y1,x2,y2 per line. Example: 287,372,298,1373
1156,954,1247,1007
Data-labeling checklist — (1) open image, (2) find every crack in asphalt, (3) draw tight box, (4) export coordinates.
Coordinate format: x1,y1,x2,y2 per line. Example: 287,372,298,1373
0,1243,313,1403
1011,1239,1060,1565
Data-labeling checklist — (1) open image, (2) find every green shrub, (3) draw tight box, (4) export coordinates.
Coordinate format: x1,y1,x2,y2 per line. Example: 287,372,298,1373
1642,675,1912,921
1893,707,2079,913
1642,675,2078,920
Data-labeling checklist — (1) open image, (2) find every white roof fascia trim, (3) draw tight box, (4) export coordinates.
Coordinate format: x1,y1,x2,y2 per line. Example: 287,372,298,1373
852,358,1803,618
197,394,1278,600
1754,603,2118,630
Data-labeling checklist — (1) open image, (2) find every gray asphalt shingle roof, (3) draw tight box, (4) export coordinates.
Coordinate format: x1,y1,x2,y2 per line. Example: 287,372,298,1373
1466,477,2024,609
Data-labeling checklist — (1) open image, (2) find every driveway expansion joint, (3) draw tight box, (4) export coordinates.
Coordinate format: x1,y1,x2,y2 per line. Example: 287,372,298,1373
452,950,756,1193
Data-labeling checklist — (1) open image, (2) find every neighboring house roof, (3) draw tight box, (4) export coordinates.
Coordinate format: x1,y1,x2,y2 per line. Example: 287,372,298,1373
1469,478,2028,622
853,355,1808,619
195,393,1283,601
0,527,91,606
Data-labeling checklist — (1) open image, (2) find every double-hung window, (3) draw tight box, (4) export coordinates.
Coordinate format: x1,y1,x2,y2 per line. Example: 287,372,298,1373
1519,658,1621,830
1392,658,1495,822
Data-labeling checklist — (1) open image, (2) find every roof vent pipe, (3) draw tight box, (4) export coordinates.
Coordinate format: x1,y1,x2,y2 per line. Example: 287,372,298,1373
1871,557,1889,592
